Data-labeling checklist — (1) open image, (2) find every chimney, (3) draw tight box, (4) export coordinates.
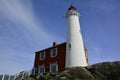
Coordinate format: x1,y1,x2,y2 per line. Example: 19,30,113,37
53,42,58,46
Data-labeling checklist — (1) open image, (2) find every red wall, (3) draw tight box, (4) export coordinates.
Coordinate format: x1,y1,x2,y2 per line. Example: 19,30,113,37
34,42,89,73
34,42,66,72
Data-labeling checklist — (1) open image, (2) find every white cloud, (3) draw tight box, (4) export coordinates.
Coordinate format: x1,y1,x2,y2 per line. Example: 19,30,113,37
0,0,61,74
0,0,53,43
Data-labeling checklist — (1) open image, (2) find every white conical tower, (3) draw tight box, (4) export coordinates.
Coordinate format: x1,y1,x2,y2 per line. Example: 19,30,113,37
65,5,88,68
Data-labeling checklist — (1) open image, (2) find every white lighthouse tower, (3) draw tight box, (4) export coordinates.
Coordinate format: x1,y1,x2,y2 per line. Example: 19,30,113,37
65,5,88,68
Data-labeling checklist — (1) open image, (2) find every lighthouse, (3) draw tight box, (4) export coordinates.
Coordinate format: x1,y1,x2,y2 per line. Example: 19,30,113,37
33,5,89,75
65,5,88,67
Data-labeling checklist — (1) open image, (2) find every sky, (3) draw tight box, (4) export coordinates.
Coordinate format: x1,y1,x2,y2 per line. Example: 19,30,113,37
0,0,120,75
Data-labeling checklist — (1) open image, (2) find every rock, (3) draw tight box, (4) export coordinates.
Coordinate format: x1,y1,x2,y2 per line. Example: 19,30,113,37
92,61,120,80
67,67,94,79
18,61,120,80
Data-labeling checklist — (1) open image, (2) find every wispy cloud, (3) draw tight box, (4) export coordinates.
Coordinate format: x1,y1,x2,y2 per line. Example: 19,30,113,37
88,43,119,65
88,0,119,15
0,0,54,44
0,0,61,74
86,41,105,64
88,46,103,64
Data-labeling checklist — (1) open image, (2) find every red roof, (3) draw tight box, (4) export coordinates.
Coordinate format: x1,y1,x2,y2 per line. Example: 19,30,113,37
68,5,77,10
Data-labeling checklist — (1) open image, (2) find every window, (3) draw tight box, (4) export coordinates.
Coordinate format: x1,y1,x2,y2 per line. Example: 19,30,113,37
50,62,58,72
40,51,45,60
50,48,57,57
69,43,71,49
38,64,45,74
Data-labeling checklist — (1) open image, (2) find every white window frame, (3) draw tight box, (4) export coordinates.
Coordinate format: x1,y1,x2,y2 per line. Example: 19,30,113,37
50,48,58,57
40,51,45,60
38,64,45,74
50,62,58,72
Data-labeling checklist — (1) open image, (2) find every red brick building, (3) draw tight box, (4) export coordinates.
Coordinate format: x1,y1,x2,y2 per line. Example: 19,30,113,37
32,42,88,75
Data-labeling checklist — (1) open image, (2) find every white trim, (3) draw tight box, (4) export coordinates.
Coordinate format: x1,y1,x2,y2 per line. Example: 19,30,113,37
40,51,45,60
50,48,58,57
3,74,9,80
0,74,16,80
8,75,10,80
38,64,45,74
50,62,58,72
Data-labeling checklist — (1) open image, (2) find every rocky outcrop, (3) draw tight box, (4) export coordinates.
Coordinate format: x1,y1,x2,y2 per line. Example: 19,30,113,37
91,61,120,80
16,61,120,80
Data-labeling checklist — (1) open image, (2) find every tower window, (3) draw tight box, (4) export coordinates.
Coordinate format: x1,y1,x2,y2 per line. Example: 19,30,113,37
50,48,57,57
50,62,58,72
69,43,71,49
38,64,45,74
40,51,45,60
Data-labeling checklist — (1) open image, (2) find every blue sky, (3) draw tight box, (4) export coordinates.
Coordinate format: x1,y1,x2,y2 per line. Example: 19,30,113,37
0,0,120,74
